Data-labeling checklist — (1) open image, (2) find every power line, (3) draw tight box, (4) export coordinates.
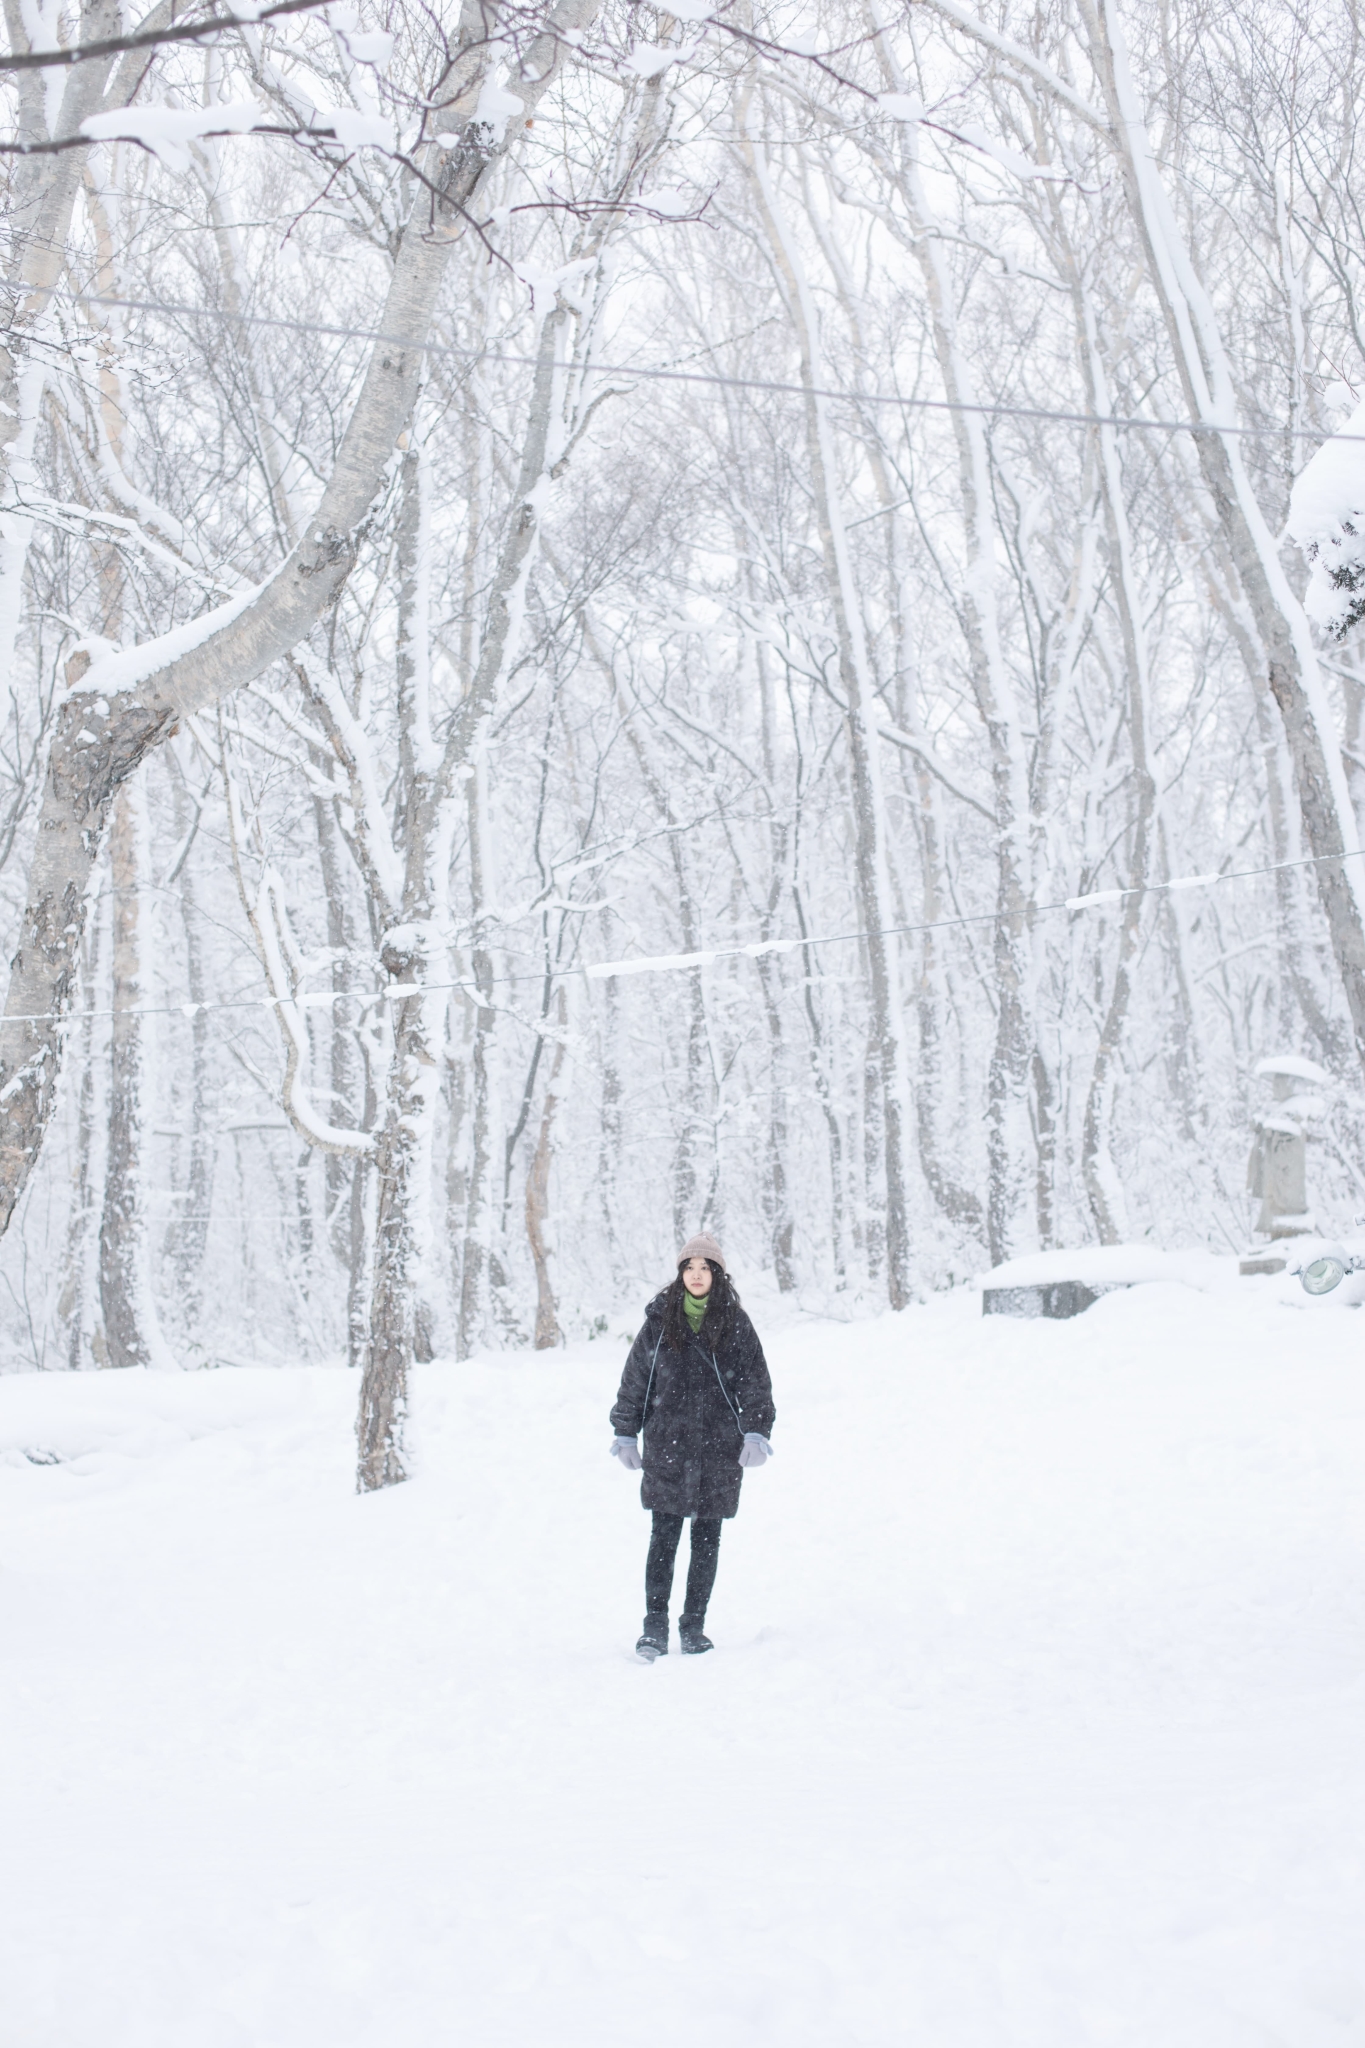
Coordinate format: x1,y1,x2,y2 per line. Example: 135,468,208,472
5,842,1359,1036
30,286,1361,447
0,0,334,73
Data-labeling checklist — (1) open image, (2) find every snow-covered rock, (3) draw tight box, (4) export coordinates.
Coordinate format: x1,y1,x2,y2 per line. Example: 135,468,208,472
1287,394,1365,638
980,1243,1233,1293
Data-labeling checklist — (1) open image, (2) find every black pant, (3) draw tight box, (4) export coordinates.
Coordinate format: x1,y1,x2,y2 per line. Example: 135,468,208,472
645,1512,722,1618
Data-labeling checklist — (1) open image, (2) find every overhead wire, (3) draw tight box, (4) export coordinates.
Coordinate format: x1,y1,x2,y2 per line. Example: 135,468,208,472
23,286,1365,446
0,289,1356,1040
5,843,1359,1037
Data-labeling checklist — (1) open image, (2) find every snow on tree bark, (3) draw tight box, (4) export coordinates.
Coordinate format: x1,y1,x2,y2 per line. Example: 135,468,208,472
0,0,603,1242
1081,0,1365,1079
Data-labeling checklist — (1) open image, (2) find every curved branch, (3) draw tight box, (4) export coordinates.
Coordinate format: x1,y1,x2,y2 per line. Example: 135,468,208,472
0,0,332,72
0,0,602,1236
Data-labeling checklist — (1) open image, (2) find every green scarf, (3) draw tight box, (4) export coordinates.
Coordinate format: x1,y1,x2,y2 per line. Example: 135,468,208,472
682,1288,709,1334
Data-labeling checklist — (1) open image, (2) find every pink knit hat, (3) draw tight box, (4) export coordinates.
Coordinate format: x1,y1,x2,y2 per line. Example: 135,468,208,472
678,1232,726,1272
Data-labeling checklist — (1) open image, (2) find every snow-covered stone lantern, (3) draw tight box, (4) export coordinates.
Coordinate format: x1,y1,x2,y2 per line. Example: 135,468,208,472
1239,1054,1330,1274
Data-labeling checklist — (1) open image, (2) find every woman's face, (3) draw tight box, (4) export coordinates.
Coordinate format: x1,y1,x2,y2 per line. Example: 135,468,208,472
681,1256,714,1297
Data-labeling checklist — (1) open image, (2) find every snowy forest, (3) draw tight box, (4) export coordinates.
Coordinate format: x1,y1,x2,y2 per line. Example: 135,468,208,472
3,0,1365,1481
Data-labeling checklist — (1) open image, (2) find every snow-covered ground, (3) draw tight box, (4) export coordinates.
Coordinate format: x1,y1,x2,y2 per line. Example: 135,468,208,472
4,1276,1365,2047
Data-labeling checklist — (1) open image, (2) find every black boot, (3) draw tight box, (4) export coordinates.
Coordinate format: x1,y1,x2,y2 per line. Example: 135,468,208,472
636,1612,669,1662
678,1612,713,1655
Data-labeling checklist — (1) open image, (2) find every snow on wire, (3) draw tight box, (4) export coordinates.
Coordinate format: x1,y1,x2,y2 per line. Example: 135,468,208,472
5,846,1361,1036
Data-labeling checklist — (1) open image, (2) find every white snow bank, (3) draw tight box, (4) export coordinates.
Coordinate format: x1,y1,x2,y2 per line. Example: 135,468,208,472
1287,393,1365,638
4,1289,1365,2045
982,1242,1234,1292
0,1367,336,1478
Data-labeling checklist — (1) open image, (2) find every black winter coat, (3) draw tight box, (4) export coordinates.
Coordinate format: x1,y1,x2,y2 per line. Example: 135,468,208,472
610,1292,776,1518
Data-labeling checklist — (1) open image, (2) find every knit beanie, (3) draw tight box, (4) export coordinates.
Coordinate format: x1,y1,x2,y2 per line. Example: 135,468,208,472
678,1232,726,1272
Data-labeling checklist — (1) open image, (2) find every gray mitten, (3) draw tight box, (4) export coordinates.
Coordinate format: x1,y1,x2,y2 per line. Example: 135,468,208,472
611,1436,643,1471
738,1433,772,1468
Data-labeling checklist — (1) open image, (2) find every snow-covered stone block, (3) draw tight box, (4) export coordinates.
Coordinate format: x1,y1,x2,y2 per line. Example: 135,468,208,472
980,1244,1231,1317
982,1280,1126,1319
1287,396,1365,639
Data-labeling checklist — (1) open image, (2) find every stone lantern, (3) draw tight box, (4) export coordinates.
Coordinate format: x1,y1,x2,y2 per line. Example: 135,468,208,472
1239,1053,1329,1275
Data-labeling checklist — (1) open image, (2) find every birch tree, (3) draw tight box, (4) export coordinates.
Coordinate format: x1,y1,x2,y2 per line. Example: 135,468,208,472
0,0,601,1239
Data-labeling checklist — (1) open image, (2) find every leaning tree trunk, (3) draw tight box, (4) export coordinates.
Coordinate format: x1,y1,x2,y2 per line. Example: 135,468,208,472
1082,0,1365,1077
1204,550,1349,1069
0,0,600,1242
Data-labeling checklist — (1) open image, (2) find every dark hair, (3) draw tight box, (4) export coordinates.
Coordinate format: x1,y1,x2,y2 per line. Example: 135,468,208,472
662,1258,741,1351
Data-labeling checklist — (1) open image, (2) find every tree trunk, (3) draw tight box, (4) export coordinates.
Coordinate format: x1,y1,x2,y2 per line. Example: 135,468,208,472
595,912,623,1258
355,955,442,1489
743,102,911,1305
1074,278,1156,1243
756,952,796,1291
98,776,169,1369
1154,818,1203,1146
792,886,847,1286
895,142,1036,1264
596,646,709,1247
1083,0,1365,1077
1203,552,1348,1067
753,637,796,1290
458,760,497,1361
346,1077,376,1373
161,756,215,1347
904,752,984,1239
395,437,439,1366
55,905,105,1370
524,990,566,1348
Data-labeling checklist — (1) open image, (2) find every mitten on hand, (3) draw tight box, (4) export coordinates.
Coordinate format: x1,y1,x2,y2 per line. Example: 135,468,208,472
738,1433,772,1468
610,1436,643,1471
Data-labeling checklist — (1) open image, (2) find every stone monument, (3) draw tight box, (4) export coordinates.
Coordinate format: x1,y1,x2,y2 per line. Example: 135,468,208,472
1239,1053,1329,1275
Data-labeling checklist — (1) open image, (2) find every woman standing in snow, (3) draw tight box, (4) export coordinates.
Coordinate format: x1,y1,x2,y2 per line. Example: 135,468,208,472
610,1234,775,1660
